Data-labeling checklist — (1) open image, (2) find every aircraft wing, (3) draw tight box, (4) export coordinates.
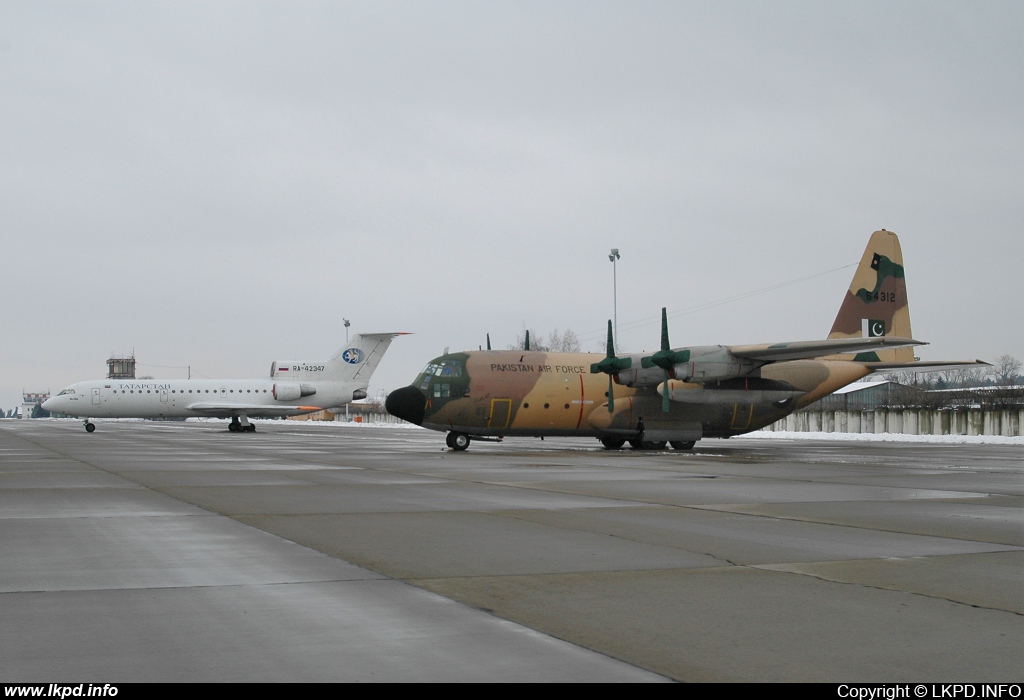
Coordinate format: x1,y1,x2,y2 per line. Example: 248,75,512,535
728,336,925,362
860,359,991,373
187,403,322,418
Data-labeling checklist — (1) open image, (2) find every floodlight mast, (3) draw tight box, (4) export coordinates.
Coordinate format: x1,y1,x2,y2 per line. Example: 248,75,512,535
608,249,620,352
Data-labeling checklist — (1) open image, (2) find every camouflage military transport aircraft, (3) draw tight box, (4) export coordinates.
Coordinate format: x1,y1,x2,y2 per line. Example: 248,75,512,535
386,230,985,451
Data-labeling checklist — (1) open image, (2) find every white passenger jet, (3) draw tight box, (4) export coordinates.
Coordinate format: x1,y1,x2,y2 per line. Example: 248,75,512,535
43,333,404,432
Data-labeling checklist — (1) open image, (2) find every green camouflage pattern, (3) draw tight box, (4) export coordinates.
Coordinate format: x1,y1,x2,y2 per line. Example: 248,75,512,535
402,350,871,439
827,229,915,363
386,230,946,447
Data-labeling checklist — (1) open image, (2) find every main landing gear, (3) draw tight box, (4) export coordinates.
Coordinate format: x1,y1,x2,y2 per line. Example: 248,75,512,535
83,420,95,433
228,416,256,433
601,438,694,450
445,431,470,451
626,439,668,450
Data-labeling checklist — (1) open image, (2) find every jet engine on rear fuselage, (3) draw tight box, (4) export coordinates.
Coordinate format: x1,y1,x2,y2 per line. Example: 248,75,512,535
272,382,317,401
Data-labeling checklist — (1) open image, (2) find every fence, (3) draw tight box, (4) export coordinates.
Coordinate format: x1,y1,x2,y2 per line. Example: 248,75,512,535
289,408,406,425
762,408,1022,437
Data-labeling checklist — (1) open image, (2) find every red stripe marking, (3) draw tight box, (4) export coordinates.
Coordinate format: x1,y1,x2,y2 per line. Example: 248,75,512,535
575,374,585,429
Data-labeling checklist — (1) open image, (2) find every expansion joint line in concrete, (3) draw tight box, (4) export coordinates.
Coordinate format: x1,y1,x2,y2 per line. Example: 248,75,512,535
750,563,1024,617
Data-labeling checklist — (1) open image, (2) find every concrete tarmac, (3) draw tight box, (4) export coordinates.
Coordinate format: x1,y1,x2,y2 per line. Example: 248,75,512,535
1,420,1020,682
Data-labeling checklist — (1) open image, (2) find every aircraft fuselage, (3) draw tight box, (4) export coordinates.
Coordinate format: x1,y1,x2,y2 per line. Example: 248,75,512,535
43,378,362,420
386,350,872,441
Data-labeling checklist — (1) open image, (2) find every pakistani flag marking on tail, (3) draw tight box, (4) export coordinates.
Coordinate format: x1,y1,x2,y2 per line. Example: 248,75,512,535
863,319,886,337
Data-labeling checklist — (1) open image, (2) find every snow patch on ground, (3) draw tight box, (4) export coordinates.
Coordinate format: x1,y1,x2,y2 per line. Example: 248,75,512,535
746,430,1023,445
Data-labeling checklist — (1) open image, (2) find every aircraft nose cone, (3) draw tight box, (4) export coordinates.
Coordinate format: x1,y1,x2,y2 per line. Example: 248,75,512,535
385,386,426,426
41,398,56,411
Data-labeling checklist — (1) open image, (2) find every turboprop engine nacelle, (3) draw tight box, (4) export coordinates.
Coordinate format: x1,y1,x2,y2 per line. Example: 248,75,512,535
272,382,317,401
615,346,760,387
614,363,669,387
673,346,760,383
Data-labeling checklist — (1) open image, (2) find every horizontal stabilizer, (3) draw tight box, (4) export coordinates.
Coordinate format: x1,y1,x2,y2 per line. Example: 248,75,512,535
729,336,925,362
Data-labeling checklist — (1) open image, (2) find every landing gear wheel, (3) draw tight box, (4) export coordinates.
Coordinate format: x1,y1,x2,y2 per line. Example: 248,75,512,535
229,417,241,432
628,439,643,449
245,424,256,433
641,441,667,450
600,437,626,449
84,422,95,433
449,432,470,451
669,440,696,450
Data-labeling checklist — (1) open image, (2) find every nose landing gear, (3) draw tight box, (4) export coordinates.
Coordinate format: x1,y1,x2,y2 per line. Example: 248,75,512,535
83,420,95,433
445,432,470,451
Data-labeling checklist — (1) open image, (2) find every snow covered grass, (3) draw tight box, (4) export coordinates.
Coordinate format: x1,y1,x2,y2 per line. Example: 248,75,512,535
281,420,425,430
26,417,1021,443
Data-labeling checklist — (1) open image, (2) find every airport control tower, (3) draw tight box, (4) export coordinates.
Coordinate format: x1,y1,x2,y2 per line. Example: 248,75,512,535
107,355,136,379
21,391,50,419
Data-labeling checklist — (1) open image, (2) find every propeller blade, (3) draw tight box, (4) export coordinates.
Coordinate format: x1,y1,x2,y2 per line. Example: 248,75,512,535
662,372,670,412
641,307,691,370
661,306,670,353
589,321,632,375
524,330,530,351
588,320,630,413
486,333,491,351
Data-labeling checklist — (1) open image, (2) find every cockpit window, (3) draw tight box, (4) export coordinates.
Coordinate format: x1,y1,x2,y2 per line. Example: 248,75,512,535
418,359,466,392
57,389,75,396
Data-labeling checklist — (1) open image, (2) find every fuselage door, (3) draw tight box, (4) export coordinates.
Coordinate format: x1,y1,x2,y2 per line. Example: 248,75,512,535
220,387,227,399
488,399,512,430
92,388,101,405
160,389,168,403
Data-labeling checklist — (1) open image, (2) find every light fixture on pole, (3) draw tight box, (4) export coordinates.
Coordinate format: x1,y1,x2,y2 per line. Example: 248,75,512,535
343,318,351,343
608,248,620,351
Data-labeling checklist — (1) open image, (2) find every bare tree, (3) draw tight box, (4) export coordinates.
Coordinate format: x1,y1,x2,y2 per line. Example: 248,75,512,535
882,370,936,390
992,355,1022,386
508,327,581,352
546,328,581,352
508,327,548,351
941,366,988,389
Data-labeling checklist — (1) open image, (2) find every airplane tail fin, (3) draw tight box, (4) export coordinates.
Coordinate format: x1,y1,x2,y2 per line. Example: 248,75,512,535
324,333,404,383
271,333,405,383
827,229,915,363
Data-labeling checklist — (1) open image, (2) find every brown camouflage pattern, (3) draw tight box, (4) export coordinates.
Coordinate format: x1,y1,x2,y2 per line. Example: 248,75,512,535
827,229,914,362
404,350,872,439
387,230,930,444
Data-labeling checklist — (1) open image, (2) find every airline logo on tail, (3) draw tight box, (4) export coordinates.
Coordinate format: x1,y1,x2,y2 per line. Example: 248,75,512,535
342,348,364,364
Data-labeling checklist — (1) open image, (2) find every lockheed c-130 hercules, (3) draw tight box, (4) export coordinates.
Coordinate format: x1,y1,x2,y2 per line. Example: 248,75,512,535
385,230,986,451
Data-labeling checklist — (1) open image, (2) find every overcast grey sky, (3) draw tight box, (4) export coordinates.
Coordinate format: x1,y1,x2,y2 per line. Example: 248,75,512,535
2,1,1021,409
